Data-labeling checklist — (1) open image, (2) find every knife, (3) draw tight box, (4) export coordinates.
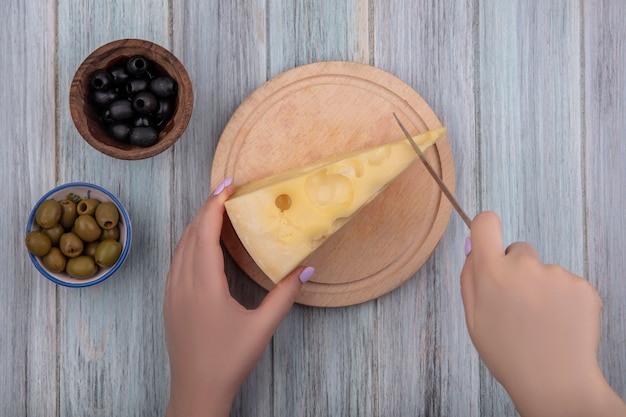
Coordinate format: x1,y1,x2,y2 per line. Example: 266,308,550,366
393,113,472,228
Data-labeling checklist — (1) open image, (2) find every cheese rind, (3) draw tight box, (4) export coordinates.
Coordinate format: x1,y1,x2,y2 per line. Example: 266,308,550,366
225,127,446,283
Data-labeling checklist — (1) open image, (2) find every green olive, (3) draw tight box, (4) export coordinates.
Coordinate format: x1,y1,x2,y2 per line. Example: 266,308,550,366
94,239,122,268
83,241,99,258
76,198,100,216
100,225,120,241
25,231,52,257
95,202,120,230
42,223,64,246
42,247,67,273
66,256,98,279
59,199,78,230
73,215,102,242
59,232,84,258
35,200,62,228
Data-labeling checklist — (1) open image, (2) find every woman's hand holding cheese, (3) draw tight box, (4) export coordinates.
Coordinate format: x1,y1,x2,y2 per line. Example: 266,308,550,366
461,212,626,417
163,178,314,417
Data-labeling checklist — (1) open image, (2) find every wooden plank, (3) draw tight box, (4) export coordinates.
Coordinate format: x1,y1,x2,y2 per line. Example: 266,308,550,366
267,0,370,77
373,1,480,415
266,1,375,416
478,1,583,415
583,0,626,401
172,1,272,416
56,1,171,415
273,304,377,416
0,0,58,415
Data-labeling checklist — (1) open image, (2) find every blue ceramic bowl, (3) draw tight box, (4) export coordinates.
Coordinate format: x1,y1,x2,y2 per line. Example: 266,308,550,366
26,182,132,287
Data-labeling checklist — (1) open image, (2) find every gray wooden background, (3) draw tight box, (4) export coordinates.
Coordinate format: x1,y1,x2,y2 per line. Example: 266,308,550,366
2,0,625,416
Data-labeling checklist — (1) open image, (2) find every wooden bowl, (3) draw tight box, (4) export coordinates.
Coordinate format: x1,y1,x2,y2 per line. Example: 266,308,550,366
69,39,193,160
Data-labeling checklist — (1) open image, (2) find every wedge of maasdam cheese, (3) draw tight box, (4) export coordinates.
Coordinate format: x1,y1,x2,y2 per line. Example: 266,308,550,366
225,127,446,283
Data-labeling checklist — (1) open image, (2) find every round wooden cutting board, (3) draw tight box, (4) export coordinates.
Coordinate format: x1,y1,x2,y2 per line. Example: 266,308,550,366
211,61,453,307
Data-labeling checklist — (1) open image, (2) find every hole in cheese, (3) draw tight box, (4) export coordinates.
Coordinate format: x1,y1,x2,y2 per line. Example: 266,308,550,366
366,145,392,166
275,194,292,211
305,169,354,208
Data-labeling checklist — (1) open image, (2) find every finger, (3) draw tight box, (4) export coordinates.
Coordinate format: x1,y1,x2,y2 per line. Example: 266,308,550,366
470,212,505,262
165,217,194,292
505,241,540,260
181,179,233,261
177,179,234,288
460,254,476,331
192,177,234,245
254,266,312,336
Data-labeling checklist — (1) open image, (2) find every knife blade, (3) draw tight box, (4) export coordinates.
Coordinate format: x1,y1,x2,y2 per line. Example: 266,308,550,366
393,113,472,228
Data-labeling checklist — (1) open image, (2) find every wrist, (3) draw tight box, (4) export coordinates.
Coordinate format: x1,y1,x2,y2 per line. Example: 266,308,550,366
581,374,626,417
512,364,626,417
166,396,234,417
166,375,236,417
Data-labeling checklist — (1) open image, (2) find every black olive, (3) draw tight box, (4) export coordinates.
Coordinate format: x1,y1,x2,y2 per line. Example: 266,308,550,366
90,89,117,107
109,66,130,86
154,99,174,123
132,91,158,115
108,123,131,142
126,55,149,76
125,77,150,96
108,100,134,121
129,126,159,147
90,69,112,90
150,76,178,97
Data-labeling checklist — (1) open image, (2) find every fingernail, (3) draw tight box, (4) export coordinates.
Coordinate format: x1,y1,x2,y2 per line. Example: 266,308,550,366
213,177,233,195
464,236,472,257
299,266,315,284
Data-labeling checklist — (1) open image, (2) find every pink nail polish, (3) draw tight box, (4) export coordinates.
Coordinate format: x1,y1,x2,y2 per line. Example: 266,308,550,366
213,177,233,195
464,236,472,257
299,266,315,284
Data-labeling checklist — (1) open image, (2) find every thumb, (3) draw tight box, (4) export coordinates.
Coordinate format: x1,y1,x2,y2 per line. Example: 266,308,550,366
460,251,476,332
254,266,314,334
